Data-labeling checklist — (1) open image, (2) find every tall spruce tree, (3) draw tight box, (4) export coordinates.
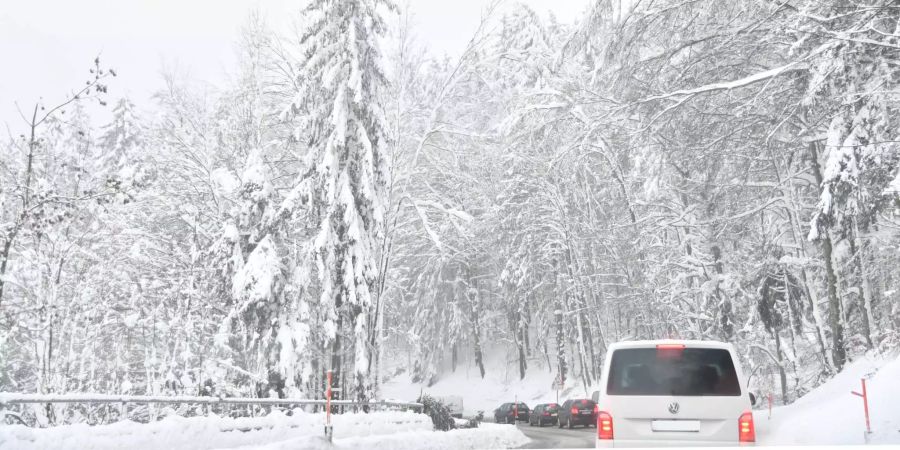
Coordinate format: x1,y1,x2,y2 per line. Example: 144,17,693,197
287,0,392,403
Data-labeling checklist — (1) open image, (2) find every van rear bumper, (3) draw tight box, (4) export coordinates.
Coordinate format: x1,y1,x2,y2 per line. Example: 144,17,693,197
596,439,754,448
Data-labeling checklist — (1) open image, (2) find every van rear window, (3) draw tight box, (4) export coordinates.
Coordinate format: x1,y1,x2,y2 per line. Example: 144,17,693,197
606,348,741,396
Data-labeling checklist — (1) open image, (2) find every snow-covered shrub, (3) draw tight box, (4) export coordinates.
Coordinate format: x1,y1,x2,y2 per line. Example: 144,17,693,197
417,394,456,431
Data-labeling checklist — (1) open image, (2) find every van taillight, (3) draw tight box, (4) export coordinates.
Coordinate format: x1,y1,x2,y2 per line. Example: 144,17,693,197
656,343,686,350
571,407,579,415
739,411,755,443
597,411,614,440
656,343,686,359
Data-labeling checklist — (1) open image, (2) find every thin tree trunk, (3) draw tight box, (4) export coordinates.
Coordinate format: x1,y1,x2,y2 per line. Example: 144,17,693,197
331,313,343,412
451,343,457,373
774,332,789,404
711,244,733,339
467,276,485,378
0,238,12,309
555,308,567,385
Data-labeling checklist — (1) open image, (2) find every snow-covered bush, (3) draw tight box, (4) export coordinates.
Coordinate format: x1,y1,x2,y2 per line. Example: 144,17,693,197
417,394,456,431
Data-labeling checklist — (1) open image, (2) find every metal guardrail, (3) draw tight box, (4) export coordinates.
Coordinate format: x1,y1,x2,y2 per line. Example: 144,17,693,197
0,393,424,427
0,393,422,409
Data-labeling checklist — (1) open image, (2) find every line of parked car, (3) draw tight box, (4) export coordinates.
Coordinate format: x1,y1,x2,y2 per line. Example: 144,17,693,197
493,397,598,428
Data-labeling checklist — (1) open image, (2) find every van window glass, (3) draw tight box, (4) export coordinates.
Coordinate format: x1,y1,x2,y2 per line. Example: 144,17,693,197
606,348,741,396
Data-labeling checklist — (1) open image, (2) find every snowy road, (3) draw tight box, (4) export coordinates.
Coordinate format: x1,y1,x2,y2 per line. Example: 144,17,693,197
513,423,595,448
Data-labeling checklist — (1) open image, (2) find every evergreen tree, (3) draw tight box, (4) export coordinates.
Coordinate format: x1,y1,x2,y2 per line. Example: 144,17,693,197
287,0,393,403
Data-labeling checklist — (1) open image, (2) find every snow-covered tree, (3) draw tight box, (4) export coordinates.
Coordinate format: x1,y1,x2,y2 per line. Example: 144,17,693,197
284,0,393,403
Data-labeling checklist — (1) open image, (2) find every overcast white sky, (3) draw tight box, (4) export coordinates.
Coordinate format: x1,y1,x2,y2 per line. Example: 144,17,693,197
0,0,588,129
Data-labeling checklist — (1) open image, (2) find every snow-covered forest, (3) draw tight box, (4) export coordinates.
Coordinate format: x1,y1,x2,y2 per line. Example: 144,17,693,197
2,0,900,424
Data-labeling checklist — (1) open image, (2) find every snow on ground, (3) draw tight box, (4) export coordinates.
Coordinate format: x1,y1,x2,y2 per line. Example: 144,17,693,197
239,423,529,450
0,410,422,449
0,409,528,450
758,352,900,446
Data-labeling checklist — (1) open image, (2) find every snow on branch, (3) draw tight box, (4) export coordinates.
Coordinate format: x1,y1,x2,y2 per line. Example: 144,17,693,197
635,42,836,105
639,61,806,103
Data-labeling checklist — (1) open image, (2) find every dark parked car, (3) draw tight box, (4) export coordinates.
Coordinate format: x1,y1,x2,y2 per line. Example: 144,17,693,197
528,403,560,426
493,402,530,423
558,398,597,428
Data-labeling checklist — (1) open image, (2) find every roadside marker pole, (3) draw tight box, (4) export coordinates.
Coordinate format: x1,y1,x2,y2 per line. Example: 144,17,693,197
768,393,773,420
514,395,518,427
325,370,333,442
850,378,871,435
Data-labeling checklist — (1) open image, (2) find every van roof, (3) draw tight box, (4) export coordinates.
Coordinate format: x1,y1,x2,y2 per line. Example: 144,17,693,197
607,339,734,351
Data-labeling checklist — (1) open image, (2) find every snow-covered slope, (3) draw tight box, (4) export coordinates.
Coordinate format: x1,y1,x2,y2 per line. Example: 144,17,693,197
759,352,900,445
381,361,593,417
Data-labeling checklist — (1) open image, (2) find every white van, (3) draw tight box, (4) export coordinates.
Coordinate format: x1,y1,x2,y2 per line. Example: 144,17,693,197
595,340,756,447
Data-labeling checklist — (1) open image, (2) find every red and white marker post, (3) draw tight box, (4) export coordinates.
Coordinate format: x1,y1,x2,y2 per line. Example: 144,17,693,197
768,393,773,420
325,370,334,442
513,395,518,426
850,378,871,436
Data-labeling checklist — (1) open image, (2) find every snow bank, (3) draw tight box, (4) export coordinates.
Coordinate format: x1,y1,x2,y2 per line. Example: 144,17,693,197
243,423,529,450
760,353,900,445
0,410,431,450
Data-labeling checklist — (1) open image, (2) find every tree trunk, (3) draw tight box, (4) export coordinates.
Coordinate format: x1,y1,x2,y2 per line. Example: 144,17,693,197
852,215,876,350
451,343,457,373
809,142,847,370
781,142,831,369
774,332,789,404
331,314,343,413
523,295,532,356
467,280,486,378
711,244,733,339
555,308,567,385
511,301,527,380
0,238,12,309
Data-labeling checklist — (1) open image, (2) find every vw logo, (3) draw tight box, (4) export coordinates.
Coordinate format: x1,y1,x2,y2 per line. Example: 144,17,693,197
668,402,680,414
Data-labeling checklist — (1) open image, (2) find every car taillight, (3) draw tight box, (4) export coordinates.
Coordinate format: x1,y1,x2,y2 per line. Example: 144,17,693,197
739,411,755,443
593,404,599,414
571,407,579,415
597,411,614,440
543,411,550,416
